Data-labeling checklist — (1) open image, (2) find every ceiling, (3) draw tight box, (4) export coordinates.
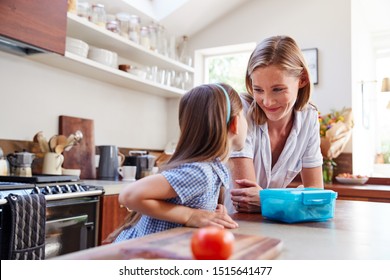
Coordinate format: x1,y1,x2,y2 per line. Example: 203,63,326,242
137,0,390,41
137,0,251,37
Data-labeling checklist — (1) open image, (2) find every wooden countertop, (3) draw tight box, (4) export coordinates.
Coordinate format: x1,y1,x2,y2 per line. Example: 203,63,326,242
289,181,390,202
55,200,390,260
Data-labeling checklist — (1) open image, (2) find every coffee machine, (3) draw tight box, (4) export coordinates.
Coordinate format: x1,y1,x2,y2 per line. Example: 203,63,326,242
123,151,156,180
7,150,35,177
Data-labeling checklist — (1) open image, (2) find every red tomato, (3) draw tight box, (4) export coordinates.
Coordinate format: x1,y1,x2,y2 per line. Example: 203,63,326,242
191,226,235,260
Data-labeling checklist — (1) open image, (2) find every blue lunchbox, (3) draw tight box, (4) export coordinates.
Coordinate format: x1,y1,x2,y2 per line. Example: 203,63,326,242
260,188,337,223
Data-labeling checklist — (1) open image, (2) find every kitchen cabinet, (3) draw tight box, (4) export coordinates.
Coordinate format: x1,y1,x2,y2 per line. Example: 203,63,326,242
0,0,67,55
28,8,194,98
98,194,128,245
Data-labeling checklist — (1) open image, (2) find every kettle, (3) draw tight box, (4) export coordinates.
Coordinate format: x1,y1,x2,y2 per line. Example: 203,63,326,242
7,150,36,177
97,145,125,180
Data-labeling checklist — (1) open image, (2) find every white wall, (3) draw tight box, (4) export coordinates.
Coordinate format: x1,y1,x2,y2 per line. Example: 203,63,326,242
0,0,353,153
186,0,352,151
0,51,168,150
190,0,352,114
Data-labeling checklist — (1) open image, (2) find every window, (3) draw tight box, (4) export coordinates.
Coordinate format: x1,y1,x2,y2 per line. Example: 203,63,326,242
194,43,256,92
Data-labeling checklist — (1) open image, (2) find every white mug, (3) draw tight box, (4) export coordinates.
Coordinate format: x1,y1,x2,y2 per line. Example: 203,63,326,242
118,166,137,181
42,152,64,175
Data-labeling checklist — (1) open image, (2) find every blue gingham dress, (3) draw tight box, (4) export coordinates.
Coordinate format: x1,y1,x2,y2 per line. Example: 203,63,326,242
114,159,229,242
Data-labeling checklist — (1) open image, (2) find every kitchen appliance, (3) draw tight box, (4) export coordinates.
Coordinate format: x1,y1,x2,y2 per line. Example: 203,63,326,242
7,151,35,177
0,175,104,259
123,151,156,180
97,145,124,180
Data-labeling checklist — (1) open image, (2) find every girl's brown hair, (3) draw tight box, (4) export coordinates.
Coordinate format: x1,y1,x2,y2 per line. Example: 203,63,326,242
163,83,242,170
244,35,312,125
103,83,242,244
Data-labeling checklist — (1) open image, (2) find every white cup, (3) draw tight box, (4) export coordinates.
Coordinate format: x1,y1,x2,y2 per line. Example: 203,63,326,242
42,152,64,175
118,166,137,181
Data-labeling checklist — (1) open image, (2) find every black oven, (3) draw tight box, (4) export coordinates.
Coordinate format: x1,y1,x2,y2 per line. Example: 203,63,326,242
0,175,104,259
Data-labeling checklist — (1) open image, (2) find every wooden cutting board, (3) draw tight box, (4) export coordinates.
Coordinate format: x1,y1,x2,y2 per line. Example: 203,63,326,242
59,115,96,179
56,227,283,260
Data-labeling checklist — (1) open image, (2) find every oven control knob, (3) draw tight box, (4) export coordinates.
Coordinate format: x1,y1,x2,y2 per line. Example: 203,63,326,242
70,184,80,192
42,186,52,195
61,185,72,193
51,185,62,194
31,186,40,194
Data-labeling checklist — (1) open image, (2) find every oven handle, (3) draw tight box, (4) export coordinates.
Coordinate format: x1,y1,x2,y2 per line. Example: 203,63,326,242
0,190,103,205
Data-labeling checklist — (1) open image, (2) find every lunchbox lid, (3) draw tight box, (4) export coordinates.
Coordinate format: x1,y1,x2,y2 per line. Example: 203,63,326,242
260,188,337,205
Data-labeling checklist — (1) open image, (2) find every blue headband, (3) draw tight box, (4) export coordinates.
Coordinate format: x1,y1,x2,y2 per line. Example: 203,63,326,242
215,84,231,124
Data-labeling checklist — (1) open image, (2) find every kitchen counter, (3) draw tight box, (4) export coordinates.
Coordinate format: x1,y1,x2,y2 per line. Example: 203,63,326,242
289,181,390,202
84,179,134,195
55,200,390,260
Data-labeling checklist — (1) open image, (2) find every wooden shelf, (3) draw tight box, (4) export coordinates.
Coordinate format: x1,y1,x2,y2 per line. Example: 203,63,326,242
28,51,186,98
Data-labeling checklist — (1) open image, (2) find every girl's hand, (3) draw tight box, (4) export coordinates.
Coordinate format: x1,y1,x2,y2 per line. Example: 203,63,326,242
184,204,238,229
230,179,263,213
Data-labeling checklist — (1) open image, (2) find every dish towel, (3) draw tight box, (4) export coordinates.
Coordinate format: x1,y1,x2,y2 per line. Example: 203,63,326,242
5,193,46,260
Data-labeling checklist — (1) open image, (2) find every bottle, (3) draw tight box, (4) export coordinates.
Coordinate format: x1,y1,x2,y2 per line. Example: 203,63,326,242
178,35,192,67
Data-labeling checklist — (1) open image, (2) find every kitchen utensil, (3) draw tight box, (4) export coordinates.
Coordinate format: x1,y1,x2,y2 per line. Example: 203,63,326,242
59,116,96,179
48,135,58,152
33,131,50,153
97,145,125,180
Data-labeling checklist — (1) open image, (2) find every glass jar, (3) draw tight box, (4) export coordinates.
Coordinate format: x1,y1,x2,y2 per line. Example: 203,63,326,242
129,15,141,44
322,159,334,184
148,25,157,51
116,12,130,39
140,26,150,50
178,35,192,66
90,4,106,28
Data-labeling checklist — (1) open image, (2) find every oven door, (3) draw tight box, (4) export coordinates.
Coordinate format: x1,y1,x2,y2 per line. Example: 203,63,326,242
45,215,88,258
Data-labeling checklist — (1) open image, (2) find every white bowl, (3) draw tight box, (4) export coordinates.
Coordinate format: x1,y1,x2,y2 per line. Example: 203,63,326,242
88,47,118,68
62,168,81,177
335,176,368,185
66,37,89,58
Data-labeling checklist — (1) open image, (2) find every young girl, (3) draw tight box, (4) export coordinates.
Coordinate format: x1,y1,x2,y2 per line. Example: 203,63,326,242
113,83,247,242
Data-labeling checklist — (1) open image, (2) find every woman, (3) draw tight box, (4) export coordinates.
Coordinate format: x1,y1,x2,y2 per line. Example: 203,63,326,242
229,35,324,213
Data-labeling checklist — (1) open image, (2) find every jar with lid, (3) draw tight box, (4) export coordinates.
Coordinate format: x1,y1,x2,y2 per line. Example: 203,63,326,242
148,25,157,52
90,4,106,28
140,26,150,50
129,15,141,44
178,35,192,67
106,16,120,34
116,12,131,39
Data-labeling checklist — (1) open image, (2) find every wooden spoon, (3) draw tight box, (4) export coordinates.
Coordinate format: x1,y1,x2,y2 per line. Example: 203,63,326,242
55,144,65,154
49,135,58,152
57,135,68,146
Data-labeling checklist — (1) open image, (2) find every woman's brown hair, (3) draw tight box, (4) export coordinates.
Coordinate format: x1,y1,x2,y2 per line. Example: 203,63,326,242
244,35,312,125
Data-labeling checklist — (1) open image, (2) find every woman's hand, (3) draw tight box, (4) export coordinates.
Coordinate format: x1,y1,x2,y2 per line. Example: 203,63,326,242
230,179,263,213
184,204,238,229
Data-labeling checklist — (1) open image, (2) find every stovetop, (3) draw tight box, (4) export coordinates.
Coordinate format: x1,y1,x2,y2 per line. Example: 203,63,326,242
0,175,104,204
0,175,79,184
